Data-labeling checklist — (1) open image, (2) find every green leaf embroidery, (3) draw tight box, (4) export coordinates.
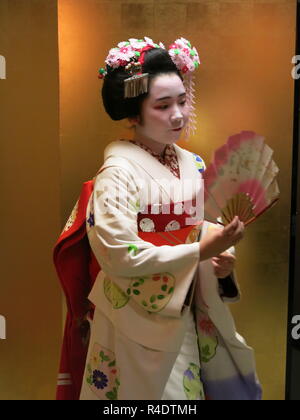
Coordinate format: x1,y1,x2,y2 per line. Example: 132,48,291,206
151,304,158,310
168,287,174,294
157,295,165,300
150,295,156,303
87,364,92,373
106,387,118,400
127,244,138,255
133,282,140,288
106,391,117,400
161,284,168,292
99,351,110,362
142,300,148,307
201,345,210,357
184,385,190,393
127,288,131,295
133,289,140,295
108,360,116,367
86,376,93,385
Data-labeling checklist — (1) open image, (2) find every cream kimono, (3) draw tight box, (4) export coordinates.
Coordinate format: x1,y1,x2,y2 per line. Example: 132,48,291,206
79,140,262,400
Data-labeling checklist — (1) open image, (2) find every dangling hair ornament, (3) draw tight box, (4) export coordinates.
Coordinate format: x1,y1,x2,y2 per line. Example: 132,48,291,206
168,38,200,140
123,54,148,98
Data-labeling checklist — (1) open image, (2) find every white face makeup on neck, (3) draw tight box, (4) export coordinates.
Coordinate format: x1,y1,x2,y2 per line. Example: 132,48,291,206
132,73,190,155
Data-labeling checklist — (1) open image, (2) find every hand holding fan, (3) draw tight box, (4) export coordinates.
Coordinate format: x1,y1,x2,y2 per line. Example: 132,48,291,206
204,131,280,226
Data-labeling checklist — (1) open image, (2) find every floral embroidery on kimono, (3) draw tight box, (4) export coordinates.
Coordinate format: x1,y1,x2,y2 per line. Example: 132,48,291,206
85,343,120,400
103,272,176,312
63,200,79,233
127,272,175,312
197,310,218,363
103,276,130,309
183,363,205,400
192,153,206,173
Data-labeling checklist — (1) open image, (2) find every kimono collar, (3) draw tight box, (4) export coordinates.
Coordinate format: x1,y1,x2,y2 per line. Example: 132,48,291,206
103,139,201,202
127,139,175,162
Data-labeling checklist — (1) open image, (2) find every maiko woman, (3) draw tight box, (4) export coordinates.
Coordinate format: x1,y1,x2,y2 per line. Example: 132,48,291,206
60,37,261,400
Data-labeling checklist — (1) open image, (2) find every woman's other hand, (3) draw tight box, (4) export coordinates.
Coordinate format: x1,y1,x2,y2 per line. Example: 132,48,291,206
212,252,236,278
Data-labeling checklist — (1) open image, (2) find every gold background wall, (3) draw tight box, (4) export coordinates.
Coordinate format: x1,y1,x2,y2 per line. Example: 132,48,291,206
58,0,295,400
0,1,61,399
0,0,295,400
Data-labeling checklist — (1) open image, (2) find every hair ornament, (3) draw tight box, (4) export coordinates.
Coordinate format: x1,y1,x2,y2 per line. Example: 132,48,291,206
168,38,200,139
98,36,201,139
101,37,165,98
168,38,200,74
98,67,107,79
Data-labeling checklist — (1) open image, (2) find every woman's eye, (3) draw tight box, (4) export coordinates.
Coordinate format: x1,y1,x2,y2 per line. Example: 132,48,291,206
159,105,169,110
179,101,187,106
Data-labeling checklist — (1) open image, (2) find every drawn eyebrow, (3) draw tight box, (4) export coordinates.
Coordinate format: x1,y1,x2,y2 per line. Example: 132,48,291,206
155,92,186,102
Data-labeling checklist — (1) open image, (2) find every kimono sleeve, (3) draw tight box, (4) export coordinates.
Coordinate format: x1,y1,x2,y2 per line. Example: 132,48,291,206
217,244,240,302
87,166,200,318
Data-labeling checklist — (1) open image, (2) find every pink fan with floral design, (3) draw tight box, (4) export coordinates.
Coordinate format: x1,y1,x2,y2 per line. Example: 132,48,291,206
204,131,280,226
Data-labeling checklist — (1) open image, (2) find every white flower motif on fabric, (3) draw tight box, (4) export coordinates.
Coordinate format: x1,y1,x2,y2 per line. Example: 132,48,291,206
165,220,181,231
63,200,79,232
139,218,155,232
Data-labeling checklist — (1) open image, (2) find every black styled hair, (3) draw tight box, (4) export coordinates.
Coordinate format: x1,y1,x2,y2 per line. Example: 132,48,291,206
101,48,183,121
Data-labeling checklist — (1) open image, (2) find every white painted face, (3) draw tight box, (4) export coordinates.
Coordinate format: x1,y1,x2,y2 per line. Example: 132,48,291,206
134,73,190,150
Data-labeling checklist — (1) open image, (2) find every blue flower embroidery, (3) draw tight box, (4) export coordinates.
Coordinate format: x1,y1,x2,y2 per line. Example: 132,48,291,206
184,368,195,380
92,369,108,389
183,363,204,400
87,212,95,227
192,153,205,173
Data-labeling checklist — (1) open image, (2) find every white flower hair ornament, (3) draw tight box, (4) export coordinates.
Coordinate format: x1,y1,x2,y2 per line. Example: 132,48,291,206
98,36,200,138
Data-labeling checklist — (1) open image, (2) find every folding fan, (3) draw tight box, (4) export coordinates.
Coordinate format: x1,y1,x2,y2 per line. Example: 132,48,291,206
203,130,280,226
